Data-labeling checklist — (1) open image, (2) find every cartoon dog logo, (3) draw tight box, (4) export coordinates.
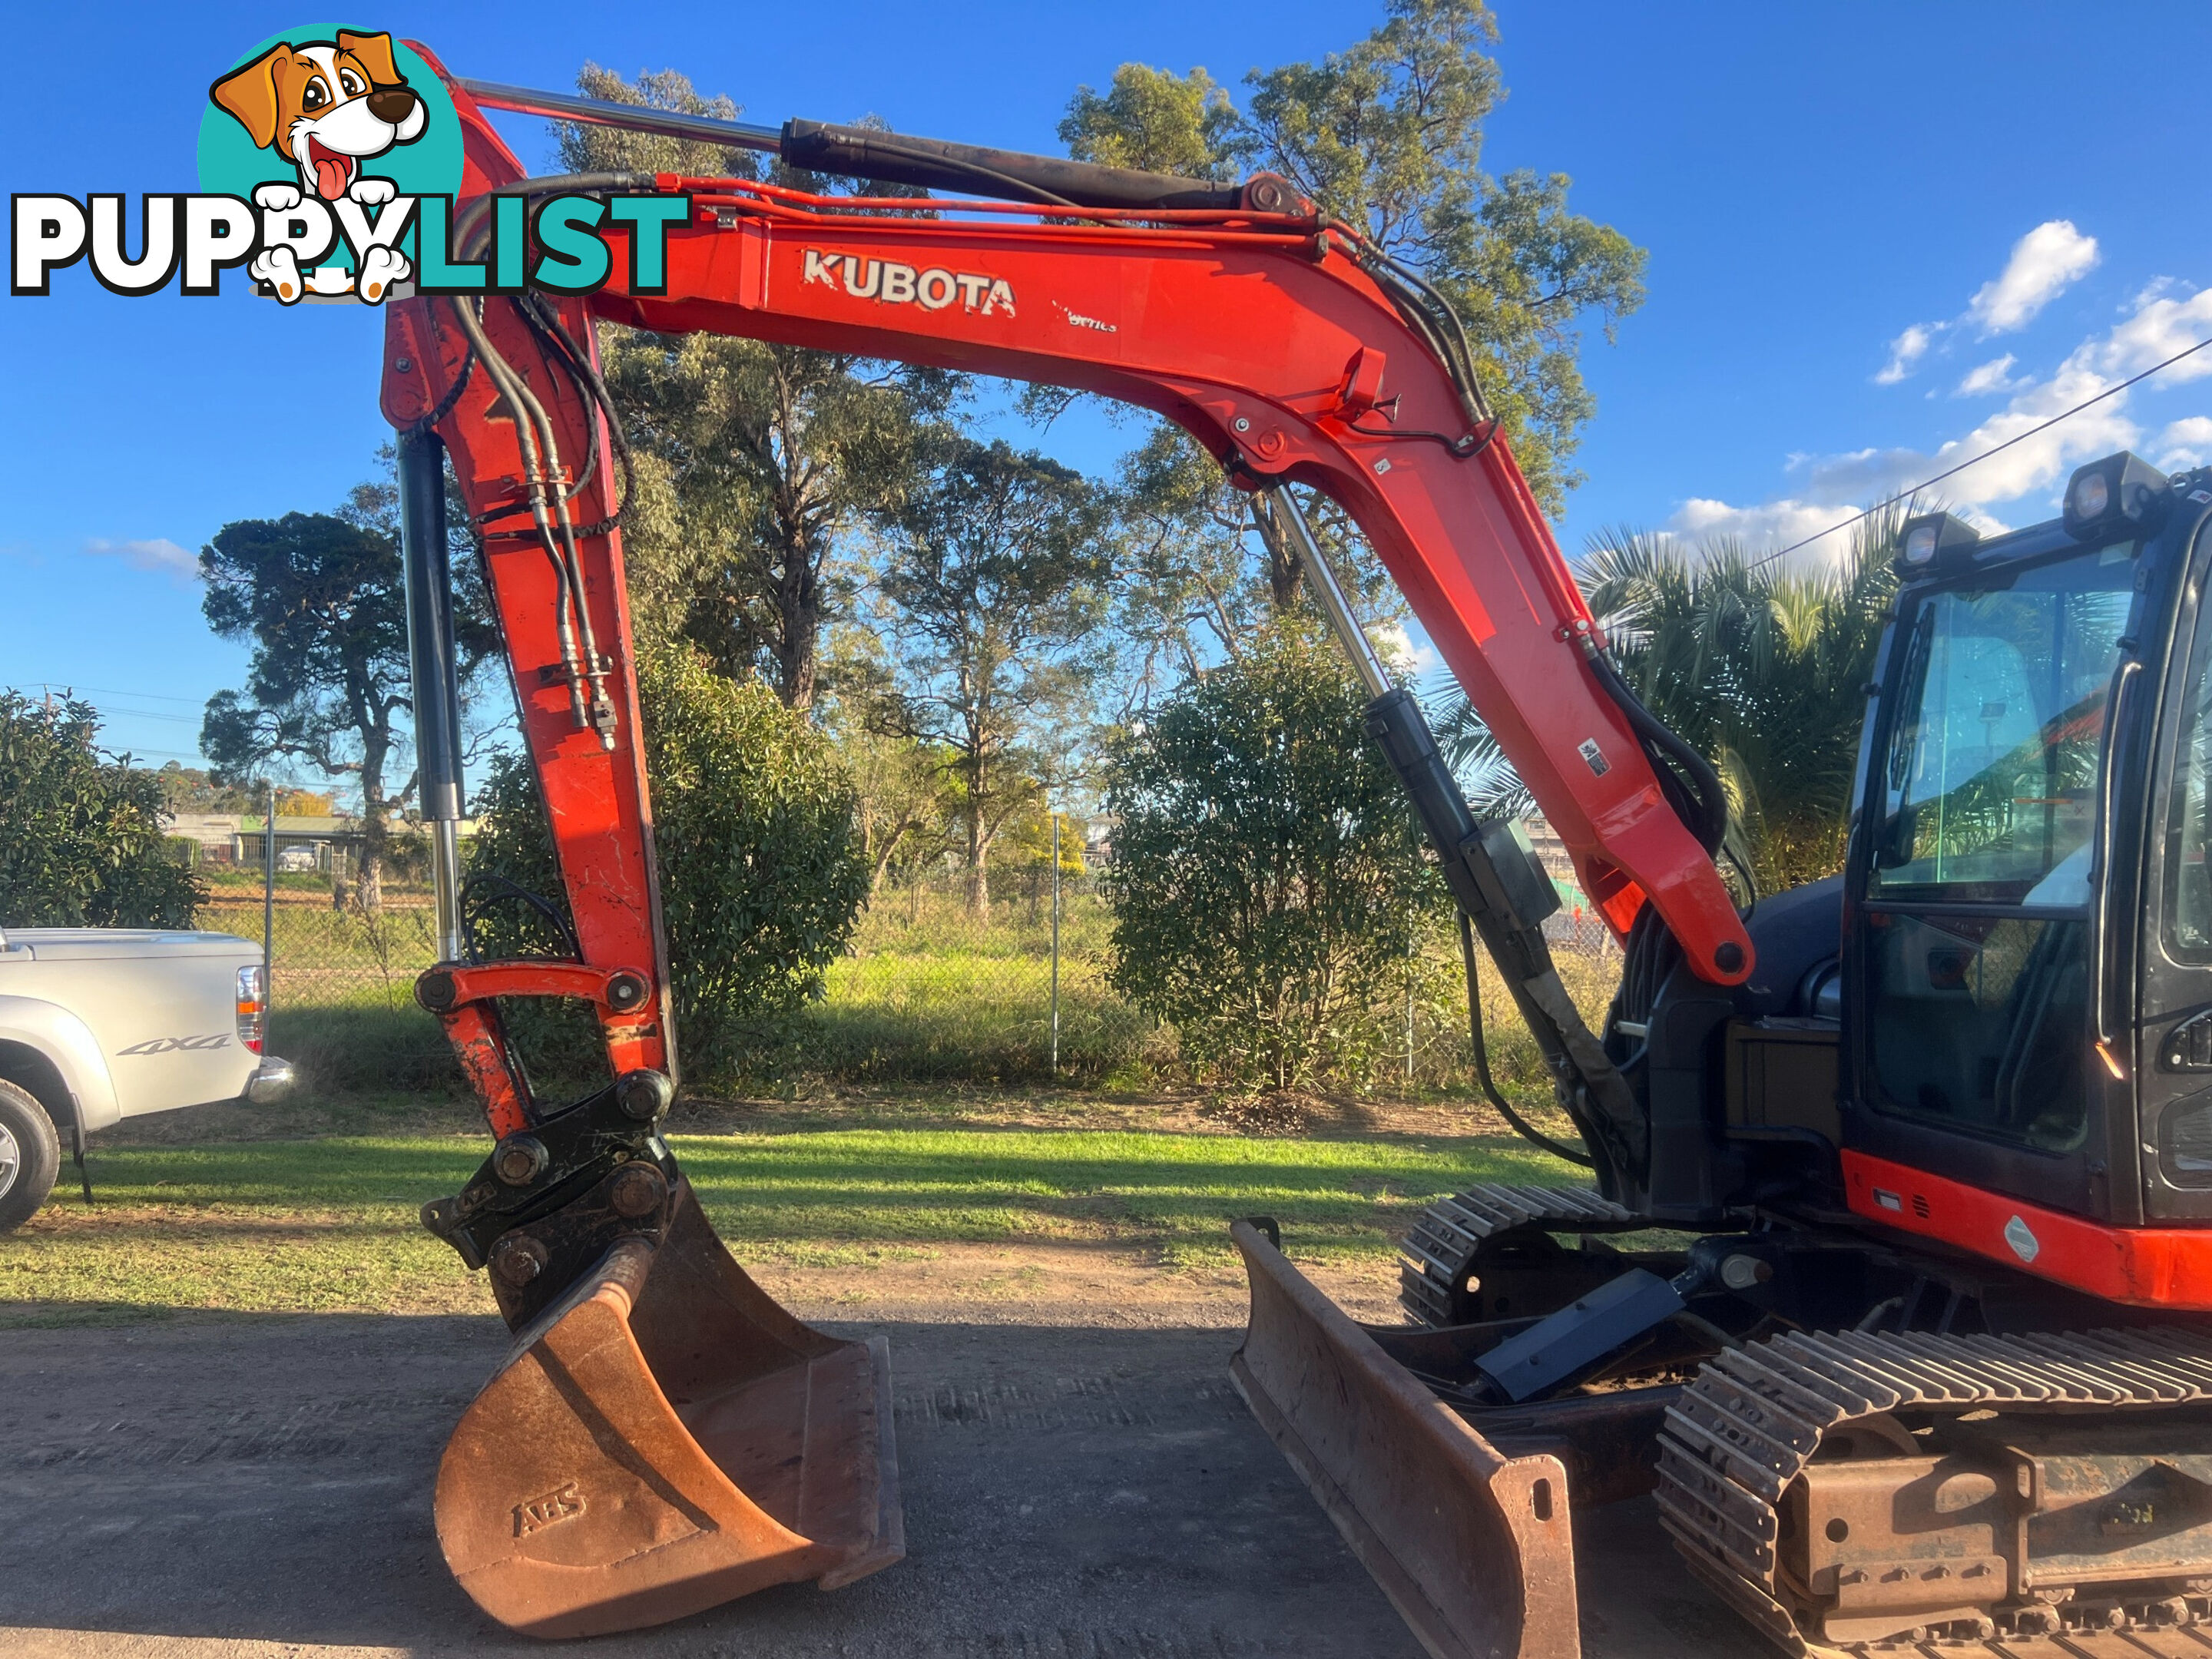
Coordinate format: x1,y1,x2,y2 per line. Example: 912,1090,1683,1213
209,31,424,302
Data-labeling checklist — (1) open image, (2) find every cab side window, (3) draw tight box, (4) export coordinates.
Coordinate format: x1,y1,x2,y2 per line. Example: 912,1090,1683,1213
2167,644,2212,959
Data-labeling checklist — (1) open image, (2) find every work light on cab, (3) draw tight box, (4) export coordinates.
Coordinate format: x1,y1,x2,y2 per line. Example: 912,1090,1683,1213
1897,509,1980,574
2064,449,2172,540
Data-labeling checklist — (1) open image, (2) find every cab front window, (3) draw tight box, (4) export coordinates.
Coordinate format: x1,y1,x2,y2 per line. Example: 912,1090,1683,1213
1872,545,2135,905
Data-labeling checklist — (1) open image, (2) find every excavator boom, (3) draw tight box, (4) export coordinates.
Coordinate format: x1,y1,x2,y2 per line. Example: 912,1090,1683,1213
382,49,1745,1646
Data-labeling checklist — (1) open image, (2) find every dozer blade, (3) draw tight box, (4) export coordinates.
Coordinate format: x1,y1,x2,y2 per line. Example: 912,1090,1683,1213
1229,1220,1580,1659
435,1180,902,1638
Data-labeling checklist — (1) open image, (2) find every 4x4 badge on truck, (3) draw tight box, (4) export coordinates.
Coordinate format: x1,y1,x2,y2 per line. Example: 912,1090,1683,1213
117,1035,230,1055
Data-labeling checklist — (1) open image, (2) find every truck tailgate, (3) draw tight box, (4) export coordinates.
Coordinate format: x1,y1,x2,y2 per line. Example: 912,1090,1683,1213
4,930,261,1114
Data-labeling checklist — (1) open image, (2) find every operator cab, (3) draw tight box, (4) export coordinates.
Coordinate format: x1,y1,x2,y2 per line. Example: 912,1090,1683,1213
1842,452,2212,1227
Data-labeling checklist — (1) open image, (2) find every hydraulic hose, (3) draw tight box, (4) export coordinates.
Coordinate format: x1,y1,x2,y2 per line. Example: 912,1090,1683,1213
1581,643,1728,856
1461,913,1592,1167
432,173,653,747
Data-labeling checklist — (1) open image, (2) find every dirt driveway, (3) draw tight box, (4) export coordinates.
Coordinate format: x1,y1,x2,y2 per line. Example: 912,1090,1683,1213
0,1295,1767,1659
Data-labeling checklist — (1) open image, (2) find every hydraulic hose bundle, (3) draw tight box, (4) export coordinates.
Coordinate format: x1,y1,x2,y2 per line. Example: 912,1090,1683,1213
435,173,650,748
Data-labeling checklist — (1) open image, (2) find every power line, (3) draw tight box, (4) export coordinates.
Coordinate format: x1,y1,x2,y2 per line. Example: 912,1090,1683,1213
12,687,204,726
15,679,204,704
1745,333,2212,573
80,704,203,726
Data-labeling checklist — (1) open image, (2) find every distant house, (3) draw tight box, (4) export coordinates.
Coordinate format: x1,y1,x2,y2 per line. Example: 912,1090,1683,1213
233,814,363,876
163,812,472,876
167,813,249,858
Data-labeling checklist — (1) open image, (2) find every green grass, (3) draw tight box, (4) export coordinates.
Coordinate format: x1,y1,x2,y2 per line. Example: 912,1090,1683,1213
792,887,1153,1083
0,1124,1581,1320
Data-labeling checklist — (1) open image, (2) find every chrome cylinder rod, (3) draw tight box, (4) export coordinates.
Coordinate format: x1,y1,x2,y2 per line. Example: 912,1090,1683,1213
1263,486,1392,697
397,427,469,965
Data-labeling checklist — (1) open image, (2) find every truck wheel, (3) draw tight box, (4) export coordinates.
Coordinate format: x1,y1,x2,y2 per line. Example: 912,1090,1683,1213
0,1080,61,1234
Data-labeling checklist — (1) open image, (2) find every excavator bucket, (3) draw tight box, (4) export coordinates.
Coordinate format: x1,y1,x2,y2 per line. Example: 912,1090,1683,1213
433,1181,902,1638
1229,1220,1581,1659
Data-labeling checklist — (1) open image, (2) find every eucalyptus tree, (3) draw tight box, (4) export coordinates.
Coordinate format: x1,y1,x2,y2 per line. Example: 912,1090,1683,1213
559,68,957,708
199,457,495,913
1063,0,1647,517
872,436,1114,914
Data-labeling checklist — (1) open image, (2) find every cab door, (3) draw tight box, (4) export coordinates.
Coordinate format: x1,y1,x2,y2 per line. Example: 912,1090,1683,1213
2133,507,2212,1219
1841,534,2148,1221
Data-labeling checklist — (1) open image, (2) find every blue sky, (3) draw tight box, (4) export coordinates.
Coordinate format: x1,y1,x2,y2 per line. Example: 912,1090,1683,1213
5,2,2210,775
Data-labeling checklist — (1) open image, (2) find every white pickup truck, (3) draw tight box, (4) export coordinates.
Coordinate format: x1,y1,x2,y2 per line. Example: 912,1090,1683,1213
0,926,293,1231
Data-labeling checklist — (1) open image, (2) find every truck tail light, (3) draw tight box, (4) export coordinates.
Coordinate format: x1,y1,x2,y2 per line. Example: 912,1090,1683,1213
237,964,267,1055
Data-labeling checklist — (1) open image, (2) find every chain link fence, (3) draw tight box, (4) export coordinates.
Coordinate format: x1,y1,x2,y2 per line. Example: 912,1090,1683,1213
200,839,1624,1098
801,866,1154,1084
194,861,454,1094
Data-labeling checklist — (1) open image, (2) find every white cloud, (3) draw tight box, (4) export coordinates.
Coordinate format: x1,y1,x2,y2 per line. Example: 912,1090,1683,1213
84,537,196,579
1897,356,2140,508
1876,221,2102,388
1374,621,1442,678
2157,416,2212,471
1875,323,1934,385
2089,284,2212,381
1667,275,2212,565
1955,354,2019,396
1667,498,1863,566
1797,445,1930,503
1966,220,2099,335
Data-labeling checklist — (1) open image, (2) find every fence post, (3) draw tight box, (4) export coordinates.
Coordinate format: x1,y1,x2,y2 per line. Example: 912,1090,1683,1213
262,780,276,1035
1050,812,1061,1079
1406,900,1416,1088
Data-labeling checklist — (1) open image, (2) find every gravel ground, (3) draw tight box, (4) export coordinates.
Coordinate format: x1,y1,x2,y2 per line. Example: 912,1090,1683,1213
0,1305,1766,1658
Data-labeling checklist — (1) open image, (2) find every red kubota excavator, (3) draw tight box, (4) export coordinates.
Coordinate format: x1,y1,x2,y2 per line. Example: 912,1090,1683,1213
377,48,2212,1657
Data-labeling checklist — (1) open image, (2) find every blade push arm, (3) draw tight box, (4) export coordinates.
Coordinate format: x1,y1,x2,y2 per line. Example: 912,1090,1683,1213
381,60,1750,1128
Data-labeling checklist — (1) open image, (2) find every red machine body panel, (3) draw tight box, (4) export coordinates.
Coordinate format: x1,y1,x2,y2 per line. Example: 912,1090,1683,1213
1843,1151,2212,1310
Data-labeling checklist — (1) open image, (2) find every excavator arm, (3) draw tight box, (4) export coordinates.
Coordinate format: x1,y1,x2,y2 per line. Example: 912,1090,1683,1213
382,55,1740,1647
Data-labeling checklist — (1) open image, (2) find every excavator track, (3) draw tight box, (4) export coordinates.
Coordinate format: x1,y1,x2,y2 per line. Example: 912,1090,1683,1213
1398,1184,1643,1326
1656,1324,2212,1654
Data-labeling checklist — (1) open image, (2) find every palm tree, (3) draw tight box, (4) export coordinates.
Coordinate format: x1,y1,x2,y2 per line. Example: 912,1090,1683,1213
1436,504,1907,895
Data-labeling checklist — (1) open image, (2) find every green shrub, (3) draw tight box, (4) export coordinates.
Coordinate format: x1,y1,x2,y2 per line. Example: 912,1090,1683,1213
1101,629,1436,1091
0,693,204,928
469,645,869,1081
